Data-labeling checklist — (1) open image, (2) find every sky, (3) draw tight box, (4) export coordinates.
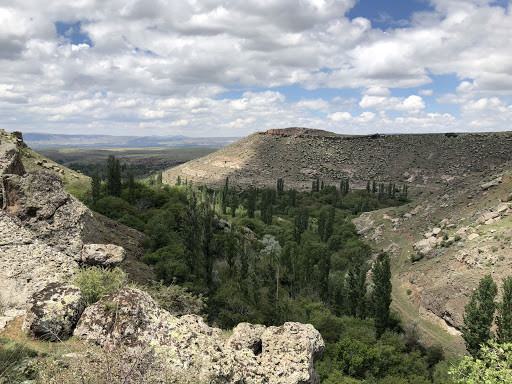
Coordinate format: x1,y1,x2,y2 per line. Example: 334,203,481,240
1,0,512,137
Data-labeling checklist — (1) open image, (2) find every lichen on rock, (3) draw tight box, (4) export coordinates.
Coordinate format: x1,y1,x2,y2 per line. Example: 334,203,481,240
22,282,86,341
74,287,324,383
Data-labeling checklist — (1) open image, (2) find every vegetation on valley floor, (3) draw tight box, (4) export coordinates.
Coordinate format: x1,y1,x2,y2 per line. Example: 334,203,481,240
44,155,458,383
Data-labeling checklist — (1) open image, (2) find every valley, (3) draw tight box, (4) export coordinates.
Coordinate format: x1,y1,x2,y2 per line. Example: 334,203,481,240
1,127,512,383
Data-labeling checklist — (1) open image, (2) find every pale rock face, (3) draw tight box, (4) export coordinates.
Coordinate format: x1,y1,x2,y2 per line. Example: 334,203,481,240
481,177,502,190
0,142,117,330
74,288,324,384
1,172,91,256
81,244,126,267
0,143,25,178
22,282,85,341
227,323,265,353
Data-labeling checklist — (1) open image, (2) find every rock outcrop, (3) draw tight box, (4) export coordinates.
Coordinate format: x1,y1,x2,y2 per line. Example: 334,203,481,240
0,143,25,178
22,282,86,341
0,134,135,330
74,288,324,383
80,244,126,267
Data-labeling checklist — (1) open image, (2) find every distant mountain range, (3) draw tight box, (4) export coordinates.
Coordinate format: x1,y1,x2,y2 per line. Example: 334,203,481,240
23,132,240,149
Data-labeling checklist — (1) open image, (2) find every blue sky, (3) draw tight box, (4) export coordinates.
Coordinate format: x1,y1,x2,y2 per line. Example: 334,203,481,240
1,0,511,136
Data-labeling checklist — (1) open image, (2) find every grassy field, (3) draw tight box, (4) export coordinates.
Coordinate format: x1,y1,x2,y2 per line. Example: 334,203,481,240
38,146,219,179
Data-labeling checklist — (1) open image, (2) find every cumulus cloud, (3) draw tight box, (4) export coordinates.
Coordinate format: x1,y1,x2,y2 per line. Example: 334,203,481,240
0,0,511,135
359,95,425,112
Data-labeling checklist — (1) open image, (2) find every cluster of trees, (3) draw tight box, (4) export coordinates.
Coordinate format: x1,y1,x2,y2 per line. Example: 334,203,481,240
461,274,512,356
448,274,512,382
82,156,451,383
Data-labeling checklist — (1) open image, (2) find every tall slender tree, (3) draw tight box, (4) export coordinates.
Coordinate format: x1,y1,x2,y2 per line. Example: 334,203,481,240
91,173,101,204
497,277,512,344
106,155,122,197
462,274,498,356
372,252,392,338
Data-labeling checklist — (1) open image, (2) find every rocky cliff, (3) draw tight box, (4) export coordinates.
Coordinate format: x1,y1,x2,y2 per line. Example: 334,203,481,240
163,128,512,192
0,130,325,383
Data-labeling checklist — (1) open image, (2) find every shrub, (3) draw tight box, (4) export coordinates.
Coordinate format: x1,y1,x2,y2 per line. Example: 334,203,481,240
145,281,206,317
93,196,138,220
411,252,424,263
74,266,127,305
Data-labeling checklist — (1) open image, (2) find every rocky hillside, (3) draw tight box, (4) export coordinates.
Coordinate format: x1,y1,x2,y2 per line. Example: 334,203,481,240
354,164,512,354
163,127,512,193
0,129,325,383
163,127,512,354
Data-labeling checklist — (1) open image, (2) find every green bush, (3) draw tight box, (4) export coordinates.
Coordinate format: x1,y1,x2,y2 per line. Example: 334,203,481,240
93,196,138,220
74,266,127,305
411,252,424,262
145,281,206,316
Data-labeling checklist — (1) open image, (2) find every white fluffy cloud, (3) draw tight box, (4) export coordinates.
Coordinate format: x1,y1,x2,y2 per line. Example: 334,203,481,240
0,0,511,136
359,95,425,112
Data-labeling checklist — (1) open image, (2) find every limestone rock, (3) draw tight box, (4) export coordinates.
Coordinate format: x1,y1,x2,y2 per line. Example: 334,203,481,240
1,172,92,256
432,228,442,237
478,211,499,224
2,172,69,220
261,322,324,384
0,143,25,177
481,177,502,190
74,287,324,383
497,203,509,213
227,323,265,353
22,282,85,341
81,244,126,267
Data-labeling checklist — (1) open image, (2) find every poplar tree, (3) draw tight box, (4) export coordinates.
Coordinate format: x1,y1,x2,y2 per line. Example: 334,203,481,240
462,274,498,356
106,155,122,197
247,187,257,218
127,173,136,203
497,277,512,344
91,173,101,204
277,178,284,196
372,252,392,338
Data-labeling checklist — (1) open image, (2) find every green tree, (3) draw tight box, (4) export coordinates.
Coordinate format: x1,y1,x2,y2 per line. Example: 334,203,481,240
246,187,257,218
497,277,512,344
451,341,512,383
91,173,101,204
126,173,136,203
106,155,122,197
318,210,327,241
372,252,392,338
277,178,284,196
462,274,498,356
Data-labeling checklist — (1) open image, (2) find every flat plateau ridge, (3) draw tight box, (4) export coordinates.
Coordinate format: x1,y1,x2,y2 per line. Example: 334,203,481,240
163,127,512,191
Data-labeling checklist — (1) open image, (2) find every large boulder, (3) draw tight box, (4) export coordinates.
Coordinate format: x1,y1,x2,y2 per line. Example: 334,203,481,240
227,323,265,354
260,323,324,384
0,143,25,177
1,172,91,256
2,172,69,220
74,287,324,383
22,282,85,341
80,244,126,267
